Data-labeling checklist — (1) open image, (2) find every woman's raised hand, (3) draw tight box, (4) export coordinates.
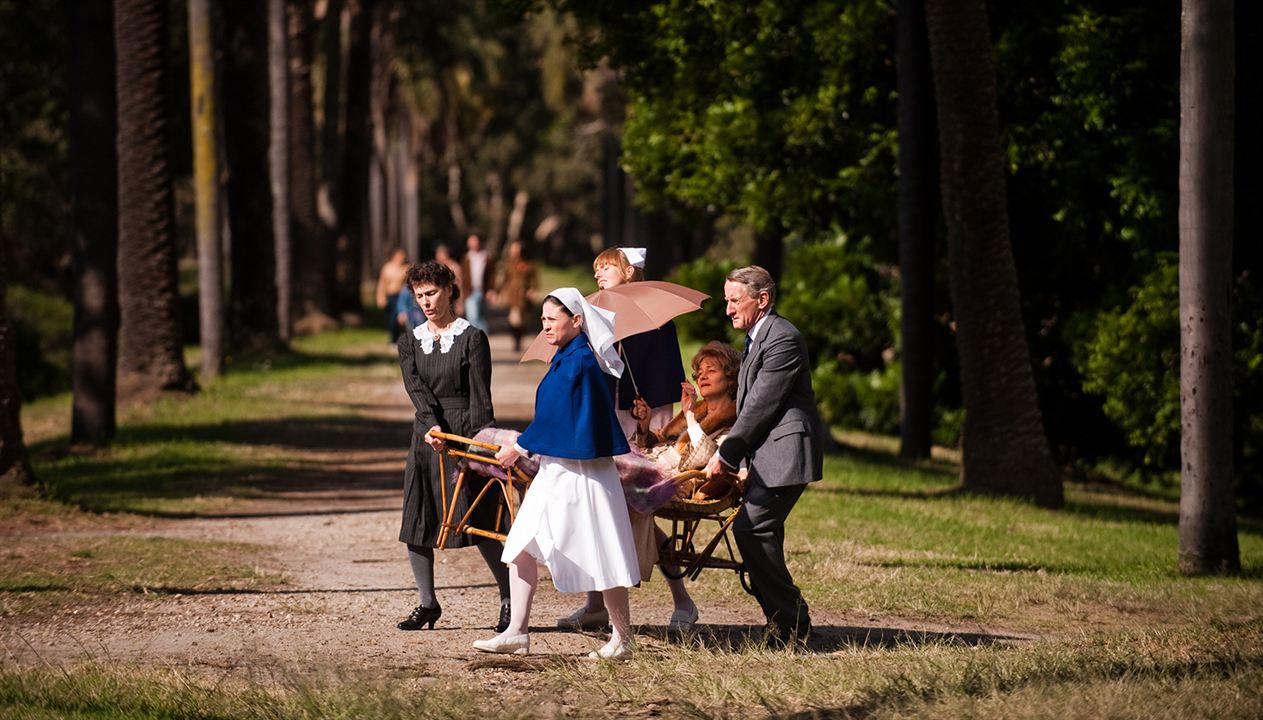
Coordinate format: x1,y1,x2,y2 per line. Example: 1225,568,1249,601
424,426,446,451
680,382,698,414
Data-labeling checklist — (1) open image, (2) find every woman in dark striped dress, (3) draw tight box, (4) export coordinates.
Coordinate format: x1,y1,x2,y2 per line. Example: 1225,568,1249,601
396,261,510,632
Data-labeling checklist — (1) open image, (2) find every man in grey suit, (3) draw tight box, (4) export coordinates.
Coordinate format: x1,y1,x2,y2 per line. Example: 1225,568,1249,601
704,265,824,646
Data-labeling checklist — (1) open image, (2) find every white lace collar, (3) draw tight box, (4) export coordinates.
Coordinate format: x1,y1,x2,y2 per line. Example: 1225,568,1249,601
413,317,470,355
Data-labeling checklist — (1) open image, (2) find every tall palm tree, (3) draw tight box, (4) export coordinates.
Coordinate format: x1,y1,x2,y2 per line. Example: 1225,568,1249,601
897,0,938,460
114,0,196,395
188,0,223,380
0,237,35,489
924,0,1062,507
1178,0,1238,574
288,0,336,330
222,0,282,352
269,0,293,343
336,0,373,315
67,0,119,442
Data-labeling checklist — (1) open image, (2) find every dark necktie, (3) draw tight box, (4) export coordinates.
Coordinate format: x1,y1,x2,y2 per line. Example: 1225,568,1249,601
743,335,752,359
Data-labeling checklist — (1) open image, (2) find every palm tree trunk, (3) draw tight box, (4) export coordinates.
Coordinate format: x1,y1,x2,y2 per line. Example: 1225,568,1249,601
287,0,335,330
1178,0,1238,574
897,0,937,460
269,0,293,343
0,238,35,489
485,171,505,256
188,0,223,380
223,0,281,352
336,0,372,314
114,0,196,396
67,0,119,442
317,0,346,314
924,0,1061,507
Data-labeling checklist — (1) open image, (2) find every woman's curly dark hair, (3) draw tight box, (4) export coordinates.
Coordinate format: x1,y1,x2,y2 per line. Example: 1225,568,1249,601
691,341,741,399
404,260,461,303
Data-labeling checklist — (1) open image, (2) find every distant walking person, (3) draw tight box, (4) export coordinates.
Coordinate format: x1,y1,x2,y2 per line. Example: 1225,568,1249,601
496,241,537,352
704,265,823,647
396,261,512,634
460,234,496,332
375,247,409,343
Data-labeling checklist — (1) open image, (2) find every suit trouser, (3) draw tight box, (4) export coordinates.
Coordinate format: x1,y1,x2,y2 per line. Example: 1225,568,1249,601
734,482,810,630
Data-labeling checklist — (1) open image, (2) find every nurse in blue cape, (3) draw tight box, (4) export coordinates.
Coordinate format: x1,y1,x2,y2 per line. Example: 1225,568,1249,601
471,288,641,661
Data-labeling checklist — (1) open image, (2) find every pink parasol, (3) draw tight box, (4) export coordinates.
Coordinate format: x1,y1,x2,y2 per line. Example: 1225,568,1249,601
520,281,709,363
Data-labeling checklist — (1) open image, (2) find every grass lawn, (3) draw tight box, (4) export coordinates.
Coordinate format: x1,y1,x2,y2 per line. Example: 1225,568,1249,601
5,323,1262,719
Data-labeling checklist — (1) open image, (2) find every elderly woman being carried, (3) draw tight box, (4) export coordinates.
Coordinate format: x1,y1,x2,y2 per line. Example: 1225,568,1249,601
630,341,740,501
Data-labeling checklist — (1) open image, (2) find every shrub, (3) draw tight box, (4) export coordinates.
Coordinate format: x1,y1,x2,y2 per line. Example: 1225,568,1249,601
8,284,72,400
778,239,901,434
1072,256,1263,506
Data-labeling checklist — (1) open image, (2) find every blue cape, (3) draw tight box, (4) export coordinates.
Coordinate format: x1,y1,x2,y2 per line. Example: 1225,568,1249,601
518,332,630,459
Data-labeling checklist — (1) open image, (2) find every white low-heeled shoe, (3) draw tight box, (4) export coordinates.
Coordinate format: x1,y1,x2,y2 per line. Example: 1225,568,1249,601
556,605,609,630
586,640,633,661
472,632,529,655
667,604,699,632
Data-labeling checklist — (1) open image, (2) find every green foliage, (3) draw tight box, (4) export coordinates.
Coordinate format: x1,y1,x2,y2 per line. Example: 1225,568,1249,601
665,256,741,344
1072,258,1263,505
0,0,70,286
777,239,900,433
569,0,897,243
7,284,73,400
1073,261,1179,470
393,4,603,261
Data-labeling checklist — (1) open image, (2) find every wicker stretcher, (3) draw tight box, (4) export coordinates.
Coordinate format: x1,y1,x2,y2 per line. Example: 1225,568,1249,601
430,432,749,591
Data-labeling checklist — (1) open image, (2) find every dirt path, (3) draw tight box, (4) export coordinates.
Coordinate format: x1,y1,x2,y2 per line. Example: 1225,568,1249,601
3,333,1028,678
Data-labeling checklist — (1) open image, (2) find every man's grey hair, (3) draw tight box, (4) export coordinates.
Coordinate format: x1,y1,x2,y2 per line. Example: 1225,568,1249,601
726,265,777,305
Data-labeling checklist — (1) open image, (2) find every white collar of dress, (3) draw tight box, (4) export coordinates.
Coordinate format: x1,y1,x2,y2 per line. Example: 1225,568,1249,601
413,317,470,354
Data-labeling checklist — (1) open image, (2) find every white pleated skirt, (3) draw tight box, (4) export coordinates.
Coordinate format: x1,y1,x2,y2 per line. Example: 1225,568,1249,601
502,455,641,593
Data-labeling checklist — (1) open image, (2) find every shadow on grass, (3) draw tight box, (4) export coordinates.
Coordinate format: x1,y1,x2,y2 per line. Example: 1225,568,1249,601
635,622,1026,654
32,414,415,516
114,414,410,452
824,440,957,480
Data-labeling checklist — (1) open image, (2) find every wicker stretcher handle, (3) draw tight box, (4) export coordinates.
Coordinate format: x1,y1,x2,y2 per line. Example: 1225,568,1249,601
427,430,501,453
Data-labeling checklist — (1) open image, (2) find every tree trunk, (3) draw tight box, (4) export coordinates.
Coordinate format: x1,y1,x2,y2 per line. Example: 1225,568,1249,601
602,131,625,248
924,0,1061,507
114,0,196,396
753,221,785,284
317,0,345,311
188,0,223,380
897,0,938,460
222,0,281,352
401,112,421,262
485,171,505,256
507,189,529,246
269,0,293,343
0,236,35,490
335,0,372,315
67,0,119,443
1178,0,1238,574
288,0,336,331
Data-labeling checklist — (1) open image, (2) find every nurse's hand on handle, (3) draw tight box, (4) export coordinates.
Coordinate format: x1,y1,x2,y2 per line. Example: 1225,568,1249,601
495,443,522,468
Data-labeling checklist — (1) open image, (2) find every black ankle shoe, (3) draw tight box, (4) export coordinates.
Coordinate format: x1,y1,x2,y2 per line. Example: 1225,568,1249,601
397,604,442,631
494,602,512,633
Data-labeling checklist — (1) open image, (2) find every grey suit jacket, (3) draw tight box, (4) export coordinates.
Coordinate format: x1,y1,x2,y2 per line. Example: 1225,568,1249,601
718,311,825,488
